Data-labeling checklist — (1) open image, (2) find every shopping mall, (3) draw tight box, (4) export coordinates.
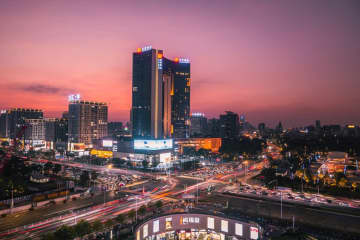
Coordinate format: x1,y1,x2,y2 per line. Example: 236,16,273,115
135,213,262,240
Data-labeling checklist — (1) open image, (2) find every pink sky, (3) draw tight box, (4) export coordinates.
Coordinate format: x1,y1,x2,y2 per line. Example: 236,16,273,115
1,0,359,127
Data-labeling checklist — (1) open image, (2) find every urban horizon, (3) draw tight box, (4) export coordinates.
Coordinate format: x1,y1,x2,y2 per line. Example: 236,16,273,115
1,1,360,128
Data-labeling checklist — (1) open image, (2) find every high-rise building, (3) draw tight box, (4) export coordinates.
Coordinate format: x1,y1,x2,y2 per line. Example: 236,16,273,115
131,46,190,139
219,111,239,138
190,112,208,137
208,118,220,137
0,108,43,138
24,119,46,141
68,96,108,145
45,118,68,142
315,120,321,129
108,122,123,138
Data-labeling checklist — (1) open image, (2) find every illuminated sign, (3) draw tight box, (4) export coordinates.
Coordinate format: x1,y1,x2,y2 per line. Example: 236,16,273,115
192,112,205,117
250,227,259,240
179,58,190,63
165,217,172,229
141,45,152,52
0,110,6,114
68,94,80,102
158,58,163,70
134,139,173,151
221,220,228,233
180,216,200,224
235,223,243,236
102,140,113,147
207,217,214,229
160,152,171,163
143,224,148,238
153,220,159,233
90,149,113,158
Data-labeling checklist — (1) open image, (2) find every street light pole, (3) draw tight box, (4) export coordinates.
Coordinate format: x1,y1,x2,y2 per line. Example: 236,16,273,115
135,197,138,223
280,191,283,219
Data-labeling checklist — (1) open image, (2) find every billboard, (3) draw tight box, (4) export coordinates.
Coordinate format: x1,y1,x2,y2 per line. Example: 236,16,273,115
250,227,259,240
134,139,173,151
235,223,243,236
160,152,172,163
153,220,159,233
207,217,214,229
221,220,228,233
102,140,113,147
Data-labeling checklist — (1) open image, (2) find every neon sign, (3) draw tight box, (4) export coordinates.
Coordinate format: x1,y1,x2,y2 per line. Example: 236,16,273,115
141,45,152,52
68,94,80,102
179,58,190,63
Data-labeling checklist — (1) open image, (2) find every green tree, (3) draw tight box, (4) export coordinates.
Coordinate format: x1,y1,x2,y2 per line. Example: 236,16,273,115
138,205,147,218
155,200,163,209
80,171,90,187
74,220,91,237
54,225,75,240
53,164,62,175
116,214,126,225
104,219,114,229
44,162,53,173
128,209,136,222
92,220,103,232
142,160,149,169
40,233,56,240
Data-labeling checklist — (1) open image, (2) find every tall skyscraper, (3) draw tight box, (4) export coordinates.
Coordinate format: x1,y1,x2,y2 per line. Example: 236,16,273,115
219,111,239,138
68,95,108,145
131,46,190,139
190,112,208,137
163,57,191,139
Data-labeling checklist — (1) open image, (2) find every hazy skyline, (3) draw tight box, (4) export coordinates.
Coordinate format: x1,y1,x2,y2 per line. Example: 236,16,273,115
1,0,360,128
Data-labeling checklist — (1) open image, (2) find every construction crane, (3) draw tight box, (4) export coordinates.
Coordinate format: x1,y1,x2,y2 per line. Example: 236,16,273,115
11,125,28,152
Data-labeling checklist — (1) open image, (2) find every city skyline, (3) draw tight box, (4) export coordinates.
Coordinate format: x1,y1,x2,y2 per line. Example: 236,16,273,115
1,0,360,128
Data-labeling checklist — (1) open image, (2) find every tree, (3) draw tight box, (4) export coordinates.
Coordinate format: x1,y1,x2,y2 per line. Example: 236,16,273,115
138,205,147,218
92,220,103,232
44,162,53,173
128,209,136,222
104,219,114,229
116,214,125,225
53,164,62,175
40,233,56,240
1,141,9,147
155,200,163,209
80,171,90,187
74,220,91,237
54,225,75,240
142,160,149,169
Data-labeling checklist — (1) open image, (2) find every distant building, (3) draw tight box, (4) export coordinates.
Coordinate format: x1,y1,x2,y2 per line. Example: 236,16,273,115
68,97,108,146
219,111,239,138
315,120,321,129
175,138,222,154
24,119,46,141
258,123,266,135
0,108,43,139
208,118,220,137
190,113,207,137
108,122,123,138
45,118,68,142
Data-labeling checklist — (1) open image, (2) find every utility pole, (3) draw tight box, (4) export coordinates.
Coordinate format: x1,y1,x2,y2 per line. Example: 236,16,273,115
135,196,138,223
280,191,283,219
292,215,295,231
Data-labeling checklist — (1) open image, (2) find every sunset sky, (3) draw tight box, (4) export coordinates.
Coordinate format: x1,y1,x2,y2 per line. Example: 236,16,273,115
1,0,359,128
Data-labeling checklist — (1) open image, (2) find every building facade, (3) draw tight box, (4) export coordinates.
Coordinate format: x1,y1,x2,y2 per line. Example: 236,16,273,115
24,119,46,141
131,46,190,139
219,111,239,138
190,113,207,137
0,108,43,138
68,100,108,145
